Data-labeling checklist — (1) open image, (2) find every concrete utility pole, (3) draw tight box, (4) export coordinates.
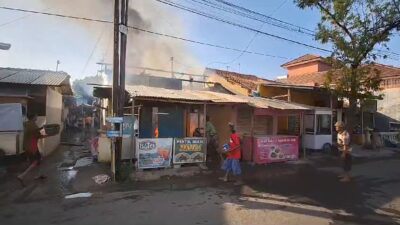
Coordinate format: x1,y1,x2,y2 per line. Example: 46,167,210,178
170,56,174,78
56,60,61,71
112,0,129,181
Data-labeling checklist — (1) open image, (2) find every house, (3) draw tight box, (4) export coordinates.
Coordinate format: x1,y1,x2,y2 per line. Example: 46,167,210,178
0,67,73,156
274,54,400,132
205,68,276,96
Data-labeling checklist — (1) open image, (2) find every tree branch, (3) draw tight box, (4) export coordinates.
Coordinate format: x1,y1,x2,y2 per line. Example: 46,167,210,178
316,2,355,42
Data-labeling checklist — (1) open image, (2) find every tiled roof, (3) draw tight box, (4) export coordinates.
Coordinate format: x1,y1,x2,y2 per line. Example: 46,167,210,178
278,63,400,87
0,67,70,86
369,64,400,78
281,54,323,67
278,71,328,87
205,68,275,93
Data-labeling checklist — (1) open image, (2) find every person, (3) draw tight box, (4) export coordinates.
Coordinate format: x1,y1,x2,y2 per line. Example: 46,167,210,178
220,122,242,184
17,114,47,187
335,121,352,182
206,116,218,159
193,128,202,137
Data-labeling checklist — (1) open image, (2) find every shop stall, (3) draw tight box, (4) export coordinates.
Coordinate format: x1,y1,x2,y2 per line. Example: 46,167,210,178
239,97,314,165
303,108,333,151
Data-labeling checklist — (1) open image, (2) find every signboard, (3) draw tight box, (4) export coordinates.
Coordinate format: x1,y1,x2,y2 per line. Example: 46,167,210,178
106,130,121,138
136,138,173,169
173,138,207,164
253,136,299,164
122,116,133,138
106,117,123,123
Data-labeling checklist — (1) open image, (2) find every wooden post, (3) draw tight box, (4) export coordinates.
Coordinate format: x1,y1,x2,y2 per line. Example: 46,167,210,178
203,104,207,137
288,88,291,102
131,98,135,161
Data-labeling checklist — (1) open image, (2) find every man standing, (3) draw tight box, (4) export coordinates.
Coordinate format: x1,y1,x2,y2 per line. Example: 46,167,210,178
335,121,352,182
206,116,218,158
17,114,47,186
220,122,242,185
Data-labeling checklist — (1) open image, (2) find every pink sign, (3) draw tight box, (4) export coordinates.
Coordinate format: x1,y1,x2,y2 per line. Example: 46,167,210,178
253,136,299,164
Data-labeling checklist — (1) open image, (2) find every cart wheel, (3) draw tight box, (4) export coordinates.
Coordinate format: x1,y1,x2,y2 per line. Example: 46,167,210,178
322,143,332,153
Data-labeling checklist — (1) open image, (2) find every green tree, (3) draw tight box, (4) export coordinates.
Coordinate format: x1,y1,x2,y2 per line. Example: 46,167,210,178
296,0,400,131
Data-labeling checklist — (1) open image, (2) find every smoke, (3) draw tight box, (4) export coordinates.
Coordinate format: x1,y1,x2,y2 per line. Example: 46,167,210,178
40,0,204,84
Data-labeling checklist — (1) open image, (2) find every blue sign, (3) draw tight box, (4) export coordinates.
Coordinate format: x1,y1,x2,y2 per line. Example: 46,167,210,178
122,116,133,138
106,130,121,138
106,117,124,123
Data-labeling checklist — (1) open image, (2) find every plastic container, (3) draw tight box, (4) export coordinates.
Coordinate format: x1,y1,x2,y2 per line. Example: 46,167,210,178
43,124,60,136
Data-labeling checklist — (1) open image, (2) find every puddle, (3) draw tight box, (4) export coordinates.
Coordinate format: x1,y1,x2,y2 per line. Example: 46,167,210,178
65,192,92,199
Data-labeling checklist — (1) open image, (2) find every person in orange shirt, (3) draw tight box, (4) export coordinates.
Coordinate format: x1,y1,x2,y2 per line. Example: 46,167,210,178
220,122,242,184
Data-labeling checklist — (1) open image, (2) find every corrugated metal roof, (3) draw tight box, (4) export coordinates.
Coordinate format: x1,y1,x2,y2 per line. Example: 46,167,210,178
246,97,313,110
124,85,314,110
0,68,70,86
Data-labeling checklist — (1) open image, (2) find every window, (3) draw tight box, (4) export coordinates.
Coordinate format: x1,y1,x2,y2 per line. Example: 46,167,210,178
304,114,315,134
317,114,331,135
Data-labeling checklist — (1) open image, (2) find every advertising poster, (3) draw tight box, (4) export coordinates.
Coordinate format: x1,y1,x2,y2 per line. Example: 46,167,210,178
254,136,299,164
136,138,173,169
173,138,206,164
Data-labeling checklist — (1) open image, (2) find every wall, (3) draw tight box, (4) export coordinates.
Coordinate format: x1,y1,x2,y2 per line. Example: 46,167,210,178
376,87,400,131
287,61,330,77
206,105,237,147
38,87,63,156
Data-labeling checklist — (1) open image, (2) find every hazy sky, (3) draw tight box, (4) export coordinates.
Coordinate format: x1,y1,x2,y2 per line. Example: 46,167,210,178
0,0,399,81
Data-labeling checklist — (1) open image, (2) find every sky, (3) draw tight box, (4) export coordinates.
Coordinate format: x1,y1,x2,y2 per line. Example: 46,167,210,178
0,0,400,81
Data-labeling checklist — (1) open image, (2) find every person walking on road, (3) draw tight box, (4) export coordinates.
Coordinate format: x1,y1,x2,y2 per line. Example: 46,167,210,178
335,121,352,182
17,114,47,186
220,122,242,185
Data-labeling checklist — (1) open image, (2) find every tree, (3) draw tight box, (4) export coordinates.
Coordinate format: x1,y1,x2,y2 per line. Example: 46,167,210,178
296,0,400,131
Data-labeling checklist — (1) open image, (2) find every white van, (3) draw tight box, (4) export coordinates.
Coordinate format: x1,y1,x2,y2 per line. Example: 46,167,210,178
0,103,25,157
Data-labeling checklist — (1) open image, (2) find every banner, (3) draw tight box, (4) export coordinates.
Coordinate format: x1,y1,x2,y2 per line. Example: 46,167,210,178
136,138,173,169
173,138,206,164
253,136,299,164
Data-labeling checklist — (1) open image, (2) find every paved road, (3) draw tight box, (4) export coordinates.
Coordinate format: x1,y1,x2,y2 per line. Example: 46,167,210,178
1,133,400,225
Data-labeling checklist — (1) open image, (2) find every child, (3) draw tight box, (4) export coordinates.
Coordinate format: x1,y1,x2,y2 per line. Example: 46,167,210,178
220,122,242,185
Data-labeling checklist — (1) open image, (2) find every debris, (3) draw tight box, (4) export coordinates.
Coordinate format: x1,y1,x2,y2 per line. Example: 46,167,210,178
74,157,93,168
65,192,92,199
92,174,111,184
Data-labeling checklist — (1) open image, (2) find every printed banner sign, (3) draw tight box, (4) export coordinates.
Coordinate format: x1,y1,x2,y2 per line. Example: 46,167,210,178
254,136,299,164
173,138,206,164
136,138,173,169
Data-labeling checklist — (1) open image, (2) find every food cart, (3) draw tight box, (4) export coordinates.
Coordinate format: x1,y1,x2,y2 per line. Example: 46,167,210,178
303,108,333,151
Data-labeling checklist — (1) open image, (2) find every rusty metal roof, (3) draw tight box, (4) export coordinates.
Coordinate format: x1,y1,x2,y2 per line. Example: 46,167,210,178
0,67,70,86
124,85,313,110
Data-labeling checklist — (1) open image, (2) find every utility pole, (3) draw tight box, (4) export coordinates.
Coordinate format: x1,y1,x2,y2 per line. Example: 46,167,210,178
56,60,60,72
170,56,174,78
112,0,129,181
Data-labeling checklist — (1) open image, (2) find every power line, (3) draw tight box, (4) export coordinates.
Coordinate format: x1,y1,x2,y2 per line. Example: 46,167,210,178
216,0,290,65
154,0,332,52
186,0,313,36
0,6,288,59
212,0,315,33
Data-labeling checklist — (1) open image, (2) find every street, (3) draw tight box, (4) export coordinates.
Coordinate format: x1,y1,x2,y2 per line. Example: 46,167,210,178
1,132,400,225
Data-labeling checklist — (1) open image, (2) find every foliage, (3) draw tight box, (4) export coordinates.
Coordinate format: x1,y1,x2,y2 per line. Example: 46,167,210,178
296,0,400,129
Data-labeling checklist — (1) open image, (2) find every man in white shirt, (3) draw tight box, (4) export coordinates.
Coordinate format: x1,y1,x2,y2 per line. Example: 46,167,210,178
335,121,352,182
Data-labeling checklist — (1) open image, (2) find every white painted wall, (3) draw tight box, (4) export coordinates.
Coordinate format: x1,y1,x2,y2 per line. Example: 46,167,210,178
38,87,63,156
378,88,400,121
